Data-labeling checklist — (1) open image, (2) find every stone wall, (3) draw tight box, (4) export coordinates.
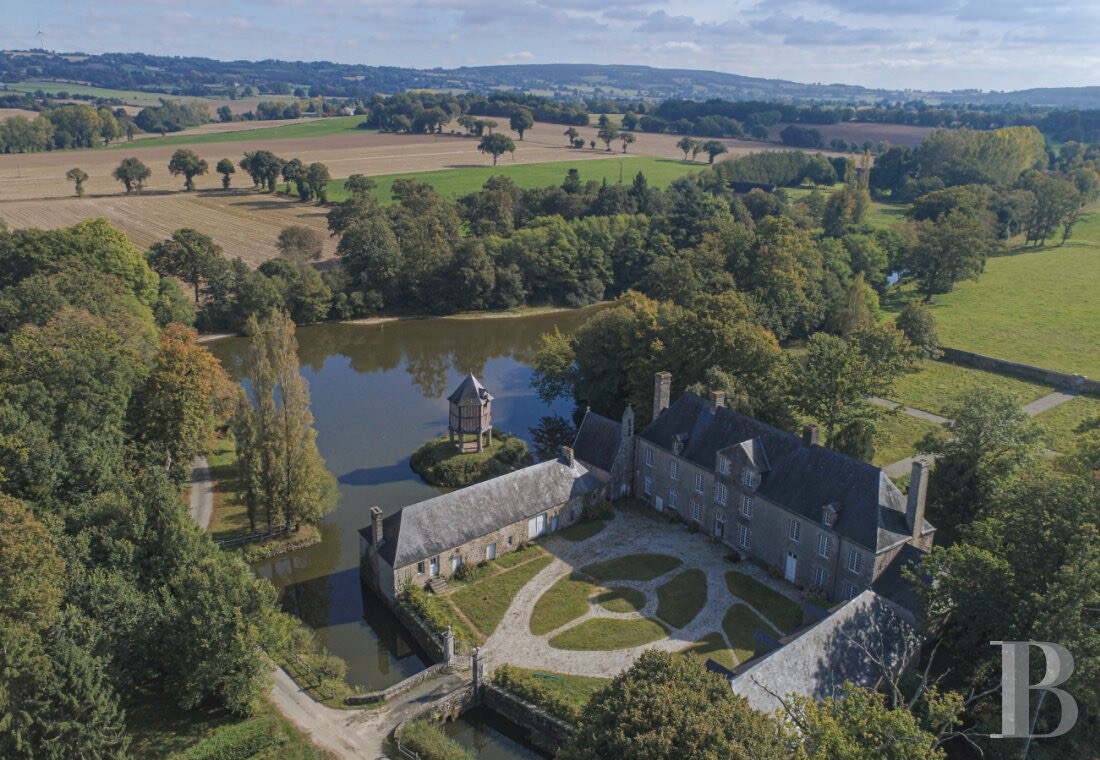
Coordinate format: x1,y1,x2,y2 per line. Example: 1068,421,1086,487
387,594,447,662
345,662,449,706
481,683,576,744
940,347,1099,395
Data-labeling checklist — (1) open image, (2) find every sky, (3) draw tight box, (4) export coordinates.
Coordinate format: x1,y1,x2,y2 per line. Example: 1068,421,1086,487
2,0,1099,92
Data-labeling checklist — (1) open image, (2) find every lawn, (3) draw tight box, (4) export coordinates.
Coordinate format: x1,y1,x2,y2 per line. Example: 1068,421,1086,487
655,569,708,629
887,360,1051,416
581,552,682,583
724,571,802,634
682,631,738,672
493,543,546,569
916,208,1100,376
409,431,532,488
1033,395,1100,453
593,586,647,613
126,115,367,149
206,434,250,540
530,573,598,635
555,519,606,542
310,156,700,204
871,412,943,468
549,617,668,651
450,555,554,639
722,604,772,665
493,665,609,723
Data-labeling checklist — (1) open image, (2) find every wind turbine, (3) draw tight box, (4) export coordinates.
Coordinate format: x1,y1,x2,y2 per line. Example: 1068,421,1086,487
35,23,45,52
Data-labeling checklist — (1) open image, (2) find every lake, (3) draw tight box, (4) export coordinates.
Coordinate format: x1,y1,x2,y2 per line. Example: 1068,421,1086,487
207,307,599,692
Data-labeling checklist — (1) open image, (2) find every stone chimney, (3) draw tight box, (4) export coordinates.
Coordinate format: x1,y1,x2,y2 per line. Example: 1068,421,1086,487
710,390,726,413
801,424,819,447
621,405,635,440
906,458,930,540
653,371,672,421
370,506,384,546
561,446,575,468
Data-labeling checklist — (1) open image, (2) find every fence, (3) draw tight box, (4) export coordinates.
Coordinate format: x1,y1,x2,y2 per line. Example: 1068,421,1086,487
216,525,291,549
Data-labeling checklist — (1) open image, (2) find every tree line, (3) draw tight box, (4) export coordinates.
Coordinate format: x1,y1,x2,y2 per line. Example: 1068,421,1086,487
0,217,341,756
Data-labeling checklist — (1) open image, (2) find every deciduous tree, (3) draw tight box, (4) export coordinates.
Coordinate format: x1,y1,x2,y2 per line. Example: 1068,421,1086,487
478,133,515,166
112,156,151,193
216,157,235,188
276,225,324,265
167,148,208,191
147,228,224,303
65,167,88,197
509,107,534,140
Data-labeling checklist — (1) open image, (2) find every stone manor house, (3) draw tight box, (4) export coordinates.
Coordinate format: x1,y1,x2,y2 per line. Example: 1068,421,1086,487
360,372,935,608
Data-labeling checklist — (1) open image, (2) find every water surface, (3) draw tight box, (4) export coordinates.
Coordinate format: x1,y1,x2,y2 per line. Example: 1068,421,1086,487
208,308,598,689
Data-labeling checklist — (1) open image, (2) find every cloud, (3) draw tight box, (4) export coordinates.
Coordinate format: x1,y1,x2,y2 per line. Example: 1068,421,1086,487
503,50,535,61
749,12,903,46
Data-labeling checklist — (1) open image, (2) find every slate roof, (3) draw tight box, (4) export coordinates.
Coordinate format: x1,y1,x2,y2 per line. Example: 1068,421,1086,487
872,543,928,614
638,393,916,552
572,409,622,473
730,590,921,713
448,373,493,405
367,458,604,569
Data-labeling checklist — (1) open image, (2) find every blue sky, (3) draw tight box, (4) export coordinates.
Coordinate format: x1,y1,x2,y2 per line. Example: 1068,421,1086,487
3,0,1098,92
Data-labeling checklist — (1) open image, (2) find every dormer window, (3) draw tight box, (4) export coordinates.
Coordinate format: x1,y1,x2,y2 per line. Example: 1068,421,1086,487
822,504,839,528
742,469,757,488
673,433,688,456
718,456,731,476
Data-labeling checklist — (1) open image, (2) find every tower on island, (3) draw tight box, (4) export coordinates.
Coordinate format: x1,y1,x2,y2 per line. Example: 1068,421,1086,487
447,373,493,453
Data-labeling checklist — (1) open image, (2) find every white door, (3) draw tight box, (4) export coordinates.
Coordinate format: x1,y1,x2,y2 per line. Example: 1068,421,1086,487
784,552,797,583
430,556,440,577
486,543,497,561
527,517,538,539
536,513,547,535
451,555,462,573
654,495,664,512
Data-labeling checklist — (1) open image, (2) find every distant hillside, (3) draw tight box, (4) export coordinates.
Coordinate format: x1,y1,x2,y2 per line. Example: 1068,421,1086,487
3,50,1100,108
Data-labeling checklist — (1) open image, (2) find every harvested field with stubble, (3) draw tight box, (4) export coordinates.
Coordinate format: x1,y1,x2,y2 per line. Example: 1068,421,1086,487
768,121,938,148
0,190,337,266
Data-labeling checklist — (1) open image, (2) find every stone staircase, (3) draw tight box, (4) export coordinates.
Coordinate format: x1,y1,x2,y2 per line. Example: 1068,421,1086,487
427,577,449,594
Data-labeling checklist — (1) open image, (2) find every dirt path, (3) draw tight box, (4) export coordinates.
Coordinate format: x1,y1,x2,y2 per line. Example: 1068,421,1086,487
189,456,213,531
268,665,466,760
483,511,794,679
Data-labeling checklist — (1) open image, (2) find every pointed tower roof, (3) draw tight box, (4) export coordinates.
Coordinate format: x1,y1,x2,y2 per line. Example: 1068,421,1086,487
448,373,493,404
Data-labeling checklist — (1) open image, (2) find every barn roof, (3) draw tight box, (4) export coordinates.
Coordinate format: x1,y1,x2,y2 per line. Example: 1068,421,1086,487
638,393,922,552
730,590,921,713
368,456,604,569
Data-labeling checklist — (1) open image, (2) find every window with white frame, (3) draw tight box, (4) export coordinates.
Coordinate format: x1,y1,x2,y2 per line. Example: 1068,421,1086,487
742,469,756,487
417,561,425,575
670,459,679,480
812,566,828,587
737,524,751,548
714,511,725,537
694,472,705,493
847,549,863,574
691,501,702,523
788,519,801,542
741,495,753,518
669,489,678,508
718,456,731,475
842,582,859,600
817,534,832,559
644,475,653,495
715,483,728,505
645,447,653,466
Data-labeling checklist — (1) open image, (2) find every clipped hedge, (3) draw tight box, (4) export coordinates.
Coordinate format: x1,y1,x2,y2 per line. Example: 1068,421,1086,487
178,717,282,760
398,719,474,760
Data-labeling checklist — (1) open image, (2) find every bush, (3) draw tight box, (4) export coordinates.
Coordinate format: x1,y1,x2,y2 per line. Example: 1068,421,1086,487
581,493,613,521
398,719,474,760
179,717,282,760
410,432,533,488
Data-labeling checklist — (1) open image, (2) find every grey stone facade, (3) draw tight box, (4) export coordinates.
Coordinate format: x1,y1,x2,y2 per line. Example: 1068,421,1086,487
632,375,935,604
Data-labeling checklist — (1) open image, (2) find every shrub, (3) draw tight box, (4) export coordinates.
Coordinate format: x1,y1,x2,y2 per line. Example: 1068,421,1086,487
582,493,613,521
180,717,282,759
398,719,474,760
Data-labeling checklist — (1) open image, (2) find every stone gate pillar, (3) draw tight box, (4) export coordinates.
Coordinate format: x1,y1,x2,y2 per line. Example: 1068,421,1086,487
472,647,483,692
444,626,455,665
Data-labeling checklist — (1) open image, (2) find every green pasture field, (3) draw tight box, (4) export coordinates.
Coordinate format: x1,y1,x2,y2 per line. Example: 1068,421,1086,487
311,156,702,204
922,208,1100,377
121,115,368,149
887,360,1050,416
2,79,178,103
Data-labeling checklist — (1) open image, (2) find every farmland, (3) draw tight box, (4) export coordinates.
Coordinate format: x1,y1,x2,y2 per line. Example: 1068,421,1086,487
0,191,336,266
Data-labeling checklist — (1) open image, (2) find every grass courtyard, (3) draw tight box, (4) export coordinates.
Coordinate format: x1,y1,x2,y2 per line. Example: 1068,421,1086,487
548,617,668,651
1033,395,1100,452
449,552,554,640
581,552,683,582
724,571,802,634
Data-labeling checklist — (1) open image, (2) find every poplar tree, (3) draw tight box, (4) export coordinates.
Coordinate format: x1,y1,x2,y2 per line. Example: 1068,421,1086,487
234,310,337,532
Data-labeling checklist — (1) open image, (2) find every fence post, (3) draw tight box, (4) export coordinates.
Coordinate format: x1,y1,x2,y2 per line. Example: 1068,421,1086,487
472,646,482,693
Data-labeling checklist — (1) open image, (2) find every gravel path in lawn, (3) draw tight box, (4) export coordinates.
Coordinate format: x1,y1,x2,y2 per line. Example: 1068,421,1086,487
482,510,797,679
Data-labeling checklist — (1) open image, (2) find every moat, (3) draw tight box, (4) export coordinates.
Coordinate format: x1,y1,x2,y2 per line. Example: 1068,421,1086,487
207,308,599,695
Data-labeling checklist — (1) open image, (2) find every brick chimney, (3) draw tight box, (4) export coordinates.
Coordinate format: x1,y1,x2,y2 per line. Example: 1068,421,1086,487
653,371,672,421
801,424,819,447
906,458,930,540
561,446,575,468
370,506,384,546
710,390,726,413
